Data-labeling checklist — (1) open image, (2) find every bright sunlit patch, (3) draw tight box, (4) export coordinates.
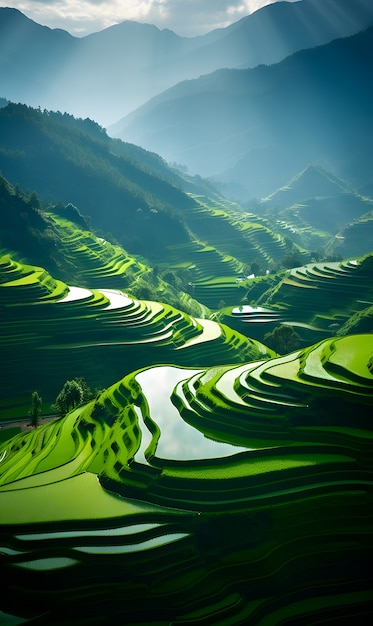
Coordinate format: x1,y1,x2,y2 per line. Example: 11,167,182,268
100,289,133,310
2,1,298,37
57,286,92,303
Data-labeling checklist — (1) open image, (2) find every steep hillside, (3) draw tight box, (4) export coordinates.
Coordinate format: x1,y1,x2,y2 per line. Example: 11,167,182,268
262,164,353,209
2,0,373,125
0,103,199,256
185,0,373,71
0,334,372,624
0,171,202,311
334,211,373,258
114,27,373,200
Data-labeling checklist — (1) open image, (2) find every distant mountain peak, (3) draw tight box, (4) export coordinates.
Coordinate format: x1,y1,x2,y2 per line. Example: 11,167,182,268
0,5,73,38
285,163,350,194
263,163,352,207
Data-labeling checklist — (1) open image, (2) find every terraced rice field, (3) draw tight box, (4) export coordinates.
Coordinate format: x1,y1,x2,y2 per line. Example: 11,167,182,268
45,213,147,288
187,195,288,265
222,255,373,344
0,334,372,624
161,195,300,309
0,255,273,416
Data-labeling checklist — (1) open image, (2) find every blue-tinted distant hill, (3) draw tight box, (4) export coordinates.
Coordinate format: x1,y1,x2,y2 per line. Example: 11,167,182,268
1,0,373,125
112,26,373,200
257,164,373,255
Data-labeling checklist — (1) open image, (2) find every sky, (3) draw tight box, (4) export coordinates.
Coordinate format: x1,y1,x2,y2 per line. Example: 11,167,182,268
0,0,298,37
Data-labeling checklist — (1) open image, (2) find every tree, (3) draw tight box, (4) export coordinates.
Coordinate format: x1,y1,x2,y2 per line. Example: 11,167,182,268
264,325,301,355
74,376,94,403
29,391,42,428
28,191,42,210
281,252,302,269
250,260,261,277
53,379,84,417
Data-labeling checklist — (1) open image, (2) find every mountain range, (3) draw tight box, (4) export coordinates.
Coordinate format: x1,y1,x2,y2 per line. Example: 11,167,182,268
112,25,373,200
1,0,372,126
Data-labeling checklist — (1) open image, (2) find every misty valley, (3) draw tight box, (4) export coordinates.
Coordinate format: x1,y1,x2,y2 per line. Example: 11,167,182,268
0,1,372,624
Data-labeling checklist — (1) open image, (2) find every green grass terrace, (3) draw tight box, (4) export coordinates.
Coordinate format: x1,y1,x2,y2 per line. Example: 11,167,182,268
0,333,372,623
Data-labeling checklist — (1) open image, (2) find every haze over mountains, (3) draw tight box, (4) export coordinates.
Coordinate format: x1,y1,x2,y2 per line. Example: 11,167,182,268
1,0,372,267
1,0,372,127
113,25,373,200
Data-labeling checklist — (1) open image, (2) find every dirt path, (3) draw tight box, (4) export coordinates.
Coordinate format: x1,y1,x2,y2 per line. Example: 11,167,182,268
0,415,58,433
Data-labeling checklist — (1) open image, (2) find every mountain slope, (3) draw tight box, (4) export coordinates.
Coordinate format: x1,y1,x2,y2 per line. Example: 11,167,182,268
218,254,373,345
0,103,197,255
258,164,373,252
113,26,373,199
0,111,305,275
1,0,373,125
183,0,373,72
0,172,209,316
262,164,352,208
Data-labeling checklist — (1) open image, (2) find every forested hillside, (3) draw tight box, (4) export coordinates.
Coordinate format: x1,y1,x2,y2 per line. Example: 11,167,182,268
0,104,201,257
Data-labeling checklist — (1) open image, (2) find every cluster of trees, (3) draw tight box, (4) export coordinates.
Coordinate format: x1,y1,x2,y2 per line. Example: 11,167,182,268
29,377,96,427
52,377,95,417
264,325,301,355
0,173,64,275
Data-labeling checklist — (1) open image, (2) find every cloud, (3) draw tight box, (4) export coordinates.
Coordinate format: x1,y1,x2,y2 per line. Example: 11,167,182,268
0,1,296,36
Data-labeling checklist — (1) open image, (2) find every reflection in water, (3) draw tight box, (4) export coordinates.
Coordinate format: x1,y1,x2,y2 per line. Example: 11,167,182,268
101,289,133,310
57,286,92,303
74,533,190,554
14,557,78,571
133,405,152,464
15,523,163,541
135,366,247,461
232,305,271,314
